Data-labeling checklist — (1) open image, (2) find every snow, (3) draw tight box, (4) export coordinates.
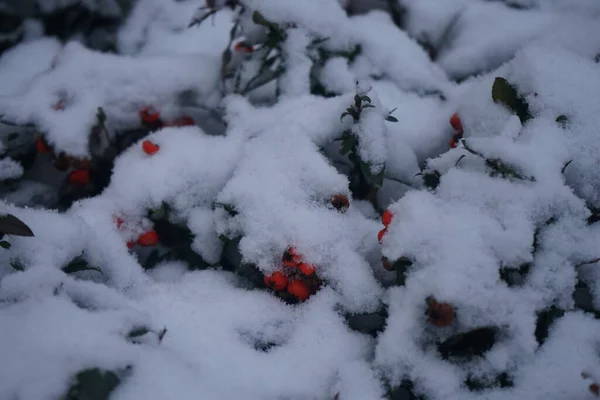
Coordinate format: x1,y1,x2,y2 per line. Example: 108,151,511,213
1,0,600,399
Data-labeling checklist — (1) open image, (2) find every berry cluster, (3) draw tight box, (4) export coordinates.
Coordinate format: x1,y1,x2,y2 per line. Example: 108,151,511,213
114,216,159,249
139,106,195,130
35,136,92,186
263,246,322,302
378,209,394,244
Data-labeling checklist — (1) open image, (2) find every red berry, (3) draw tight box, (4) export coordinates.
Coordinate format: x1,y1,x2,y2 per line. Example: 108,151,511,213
142,140,160,155
165,116,194,127
67,169,89,185
140,106,160,124
234,41,253,53
282,246,302,268
138,230,159,246
426,298,456,328
450,137,457,149
330,193,350,212
382,257,395,271
126,240,135,249
54,99,65,111
264,271,288,291
114,217,124,229
287,280,310,301
298,263,316,276
450,112,462,132
35,137,50,154
378,228,387,244
382,210,394,227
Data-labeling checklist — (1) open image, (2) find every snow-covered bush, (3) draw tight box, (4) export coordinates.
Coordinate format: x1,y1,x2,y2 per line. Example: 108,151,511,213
0,1,599,399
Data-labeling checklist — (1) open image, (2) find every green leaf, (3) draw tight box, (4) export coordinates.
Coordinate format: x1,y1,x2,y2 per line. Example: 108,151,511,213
127,326,150,339
359,162,384,187
385,115,398,123
214,202,238,217
251,11,284,39
63,367,128,400
360,95,371,103
340,112,351,123
339,134,357,156
10,260,24,271
0,240,10,249
491,77,531,123
7,132,19,141
62,256,103,275
362,104,375,109
0,214,34,237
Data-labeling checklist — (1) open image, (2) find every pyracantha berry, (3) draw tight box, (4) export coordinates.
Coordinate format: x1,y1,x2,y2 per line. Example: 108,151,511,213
382,210,394,227
138,230,159,246
425,296,455,327
298,263,316,276
378,228,387,244
127,240,135,249
234,41,254,53
450,112,463,133
35,137,50,154
382,256,395,271
142,140,160,155
67,169,90,185
165,116,194,127
330,193,350,212
114,217,124,229
591,384,599,397
264,271,288,291
54,99,65,111
282,246,302,268
450,137,457,149
140,106,160,124
287,280,310,301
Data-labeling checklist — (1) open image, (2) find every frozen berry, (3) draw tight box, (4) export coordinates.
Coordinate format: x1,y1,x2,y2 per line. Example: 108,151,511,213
142,140,160,155
298,263,316,276
35,137,50,154
264,271,288,291
426,297,455,327
282,246,302,268
378,228,387,244
165,116,194,127
287,280,310,301
449,112,463,132
67,169,90,185
450,137,457,149
54,99,65,111
330,193,350,212
138,230,159,246
114,217,124,229
126,240,135,249
382,257,395,271
234,41,253,53
53,153,70,171
140,106,160,124
382,210,394,227
590,383,599,396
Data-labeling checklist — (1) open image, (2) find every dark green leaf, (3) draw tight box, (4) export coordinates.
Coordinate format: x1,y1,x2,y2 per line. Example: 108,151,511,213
385,115,398,122
555,114,568,128
339,135,357,156
438,326,497,359
0,240,10,249
346,312,386,336
127,326,150,339
534,306,564,346
561,160,572,174
62,256,103,275
6,132,19,141
340,112,351,123
491,77,531,123
0,214,34,237
361,95,371,103
10,260,24,271
394,257,413,286
362,104,375,109
63,367,127,400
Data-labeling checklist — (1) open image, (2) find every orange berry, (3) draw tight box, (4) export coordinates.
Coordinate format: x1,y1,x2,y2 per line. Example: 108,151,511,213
449,112,462,132
287,280,310,301
140,106,160,124
382,210,393,227
449,137,457,149
142,140,160,155
67,169,89,185
330,193,350,212
282,246,302,268
138,230,159,246
298,263,316,276
426,297,455,327
264,271,288,291
35,137,50,154
378,228,387,244
234,41,253,53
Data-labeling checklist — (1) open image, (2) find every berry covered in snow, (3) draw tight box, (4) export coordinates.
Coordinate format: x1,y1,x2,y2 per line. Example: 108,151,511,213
264,271,288,291
287,280,310,301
